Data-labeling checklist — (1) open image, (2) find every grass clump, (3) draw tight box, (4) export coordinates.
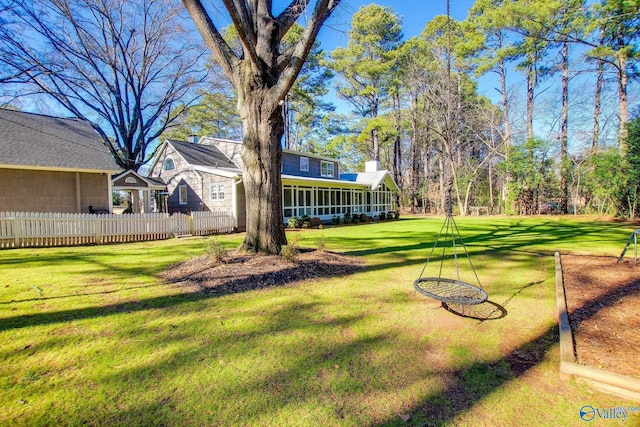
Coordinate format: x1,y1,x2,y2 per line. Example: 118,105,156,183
315,234,327,251
280,244,299,262
204,238,228,263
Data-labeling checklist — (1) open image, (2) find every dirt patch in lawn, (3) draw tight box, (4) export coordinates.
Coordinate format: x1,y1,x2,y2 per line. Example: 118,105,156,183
161,248,365,296
561,254,640,379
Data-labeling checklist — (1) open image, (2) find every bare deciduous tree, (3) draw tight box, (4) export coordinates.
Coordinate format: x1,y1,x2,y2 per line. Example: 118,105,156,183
0,0,208,171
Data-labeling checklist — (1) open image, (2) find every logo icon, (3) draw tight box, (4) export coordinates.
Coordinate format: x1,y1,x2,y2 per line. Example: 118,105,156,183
580,406,596,422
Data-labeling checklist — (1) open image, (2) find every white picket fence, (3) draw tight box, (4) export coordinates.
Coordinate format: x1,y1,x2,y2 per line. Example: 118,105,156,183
0,211,237,249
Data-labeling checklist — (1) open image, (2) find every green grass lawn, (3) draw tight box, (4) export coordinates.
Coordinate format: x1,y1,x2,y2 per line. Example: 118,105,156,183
0,215,637,426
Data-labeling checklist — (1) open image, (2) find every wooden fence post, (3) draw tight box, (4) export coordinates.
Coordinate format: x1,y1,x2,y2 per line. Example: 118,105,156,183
95,215,102,245
13,214,20,248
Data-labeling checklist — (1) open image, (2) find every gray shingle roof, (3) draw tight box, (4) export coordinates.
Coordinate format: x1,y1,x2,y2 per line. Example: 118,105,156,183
168,139,238,169
0,108,120,172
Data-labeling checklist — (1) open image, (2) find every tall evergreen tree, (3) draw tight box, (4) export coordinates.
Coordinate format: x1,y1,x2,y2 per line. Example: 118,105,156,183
329,4,402,162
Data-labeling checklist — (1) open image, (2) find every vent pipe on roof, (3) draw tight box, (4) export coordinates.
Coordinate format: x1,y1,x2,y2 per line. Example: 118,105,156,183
365,160,380,172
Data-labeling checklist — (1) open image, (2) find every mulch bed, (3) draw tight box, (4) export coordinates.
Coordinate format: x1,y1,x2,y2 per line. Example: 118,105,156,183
160,248,365,297
561,254,640,379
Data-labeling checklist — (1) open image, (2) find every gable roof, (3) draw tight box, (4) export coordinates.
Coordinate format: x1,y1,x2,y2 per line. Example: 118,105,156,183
112,169,166,190
0,108,120,173
340,170,399,192
167,139,238,169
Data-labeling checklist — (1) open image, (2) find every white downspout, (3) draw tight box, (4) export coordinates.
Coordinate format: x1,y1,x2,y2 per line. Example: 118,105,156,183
107,173,114,212
232,175,241,228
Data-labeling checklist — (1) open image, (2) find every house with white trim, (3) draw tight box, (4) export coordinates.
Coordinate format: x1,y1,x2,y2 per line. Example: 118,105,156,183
148,136,398,230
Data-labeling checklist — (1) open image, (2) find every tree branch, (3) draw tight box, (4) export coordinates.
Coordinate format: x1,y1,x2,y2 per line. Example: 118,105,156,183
276,0,310,40
182,0,240,81
221,0,260,65
275,0,340,100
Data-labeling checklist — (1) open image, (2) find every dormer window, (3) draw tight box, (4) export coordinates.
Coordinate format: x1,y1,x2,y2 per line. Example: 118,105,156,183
321,161,334,178
163,157,175,171
300,156,309,172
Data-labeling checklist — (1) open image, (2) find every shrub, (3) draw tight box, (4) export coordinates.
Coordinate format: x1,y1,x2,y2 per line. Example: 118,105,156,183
280,244,299,262
310,217,322,227
331,215,340,225
378,212,386,220
204,239,228,263
302,215,311,228
287,216,301,228
360,213,368,222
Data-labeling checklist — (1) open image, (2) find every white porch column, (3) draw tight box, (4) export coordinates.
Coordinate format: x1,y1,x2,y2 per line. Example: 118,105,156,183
232,177,239,222
142,190,151,213
132,190,140,213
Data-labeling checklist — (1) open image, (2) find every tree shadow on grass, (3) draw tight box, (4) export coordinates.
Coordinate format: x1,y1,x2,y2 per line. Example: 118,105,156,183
0,283,167,305
375,272,640,426
0,252,364,332
384,327,560,427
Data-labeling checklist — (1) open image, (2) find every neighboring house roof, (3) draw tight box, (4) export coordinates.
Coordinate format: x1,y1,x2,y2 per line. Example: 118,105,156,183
0,108,120,173
283,148,338,163
341,171,399,192
112,169,167,191
168,139,238,169
192,165,242,179
282,174,369,188
200,136,244,168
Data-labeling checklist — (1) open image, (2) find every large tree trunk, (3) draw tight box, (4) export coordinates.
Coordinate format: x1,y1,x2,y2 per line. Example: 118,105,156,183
238,87,287,253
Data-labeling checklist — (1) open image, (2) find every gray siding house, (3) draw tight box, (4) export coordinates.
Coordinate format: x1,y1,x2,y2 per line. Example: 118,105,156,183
148,136,398,230
0,109,120,213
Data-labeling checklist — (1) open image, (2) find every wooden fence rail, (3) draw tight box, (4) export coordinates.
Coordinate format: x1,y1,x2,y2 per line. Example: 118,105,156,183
0,211,236,249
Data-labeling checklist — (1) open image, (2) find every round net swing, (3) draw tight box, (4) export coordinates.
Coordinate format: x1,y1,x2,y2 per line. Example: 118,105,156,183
413,180,488,306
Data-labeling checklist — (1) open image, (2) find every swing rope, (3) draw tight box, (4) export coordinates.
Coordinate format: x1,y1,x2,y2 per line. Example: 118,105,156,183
413,215,488,306
413,175,487,306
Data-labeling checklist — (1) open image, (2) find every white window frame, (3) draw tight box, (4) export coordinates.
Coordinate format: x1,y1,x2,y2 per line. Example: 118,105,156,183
320,161,334,178
300,156,309,172
210,183,225,201
178,185,188,205
163,157,176,171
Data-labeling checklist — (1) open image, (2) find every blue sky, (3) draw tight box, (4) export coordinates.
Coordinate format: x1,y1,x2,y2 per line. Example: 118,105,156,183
317,0,476,52
310,0,487,114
